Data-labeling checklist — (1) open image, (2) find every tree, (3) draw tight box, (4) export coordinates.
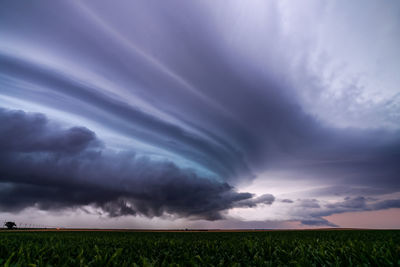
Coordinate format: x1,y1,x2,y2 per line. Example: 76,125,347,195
4,221,16,229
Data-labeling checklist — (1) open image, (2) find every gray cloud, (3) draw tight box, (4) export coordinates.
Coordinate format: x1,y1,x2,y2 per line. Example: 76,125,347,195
1,0,400,189
2,32,399,194
0,108,272,220
372,199,400,210
235,194,275,208
322,197,400,216
298,199,320,209
0,51,252,182
0,108,99,153
289,196,400,226
0,0,400,227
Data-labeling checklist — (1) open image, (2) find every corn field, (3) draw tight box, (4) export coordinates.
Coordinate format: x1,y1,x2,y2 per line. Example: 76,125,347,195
0,230,399,266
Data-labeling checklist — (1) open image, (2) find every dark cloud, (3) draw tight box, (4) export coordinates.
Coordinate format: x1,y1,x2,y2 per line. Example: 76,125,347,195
304,186,398,198
289,196,400,226
322,196,400,216
235,194,275,208
298,199,320,209
0,108,272,220
0,108,99,153
0,51,251,182
0,1,400,193
372,199,400,210
0,0,400,227
325,196,367,210
280,199,294,203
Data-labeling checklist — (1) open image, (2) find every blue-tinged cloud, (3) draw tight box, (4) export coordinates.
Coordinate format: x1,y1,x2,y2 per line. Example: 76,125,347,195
1,0,400,225
0,108,273,219
0,51,251,181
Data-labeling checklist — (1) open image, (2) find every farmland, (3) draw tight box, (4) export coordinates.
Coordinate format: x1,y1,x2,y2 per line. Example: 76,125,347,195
0,230,399,266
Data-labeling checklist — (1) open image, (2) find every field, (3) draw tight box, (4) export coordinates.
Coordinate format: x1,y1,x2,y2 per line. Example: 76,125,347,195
0,230,399,266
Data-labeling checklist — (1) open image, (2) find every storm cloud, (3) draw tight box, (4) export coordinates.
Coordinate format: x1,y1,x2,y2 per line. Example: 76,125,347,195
280,196,400,227
1,0,400,227
0,108,272,220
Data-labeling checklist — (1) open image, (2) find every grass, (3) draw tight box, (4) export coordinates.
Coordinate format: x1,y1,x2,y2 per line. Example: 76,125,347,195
0,230,399,266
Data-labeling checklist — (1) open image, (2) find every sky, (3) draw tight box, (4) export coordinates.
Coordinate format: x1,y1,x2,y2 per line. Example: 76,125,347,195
1,0,400,229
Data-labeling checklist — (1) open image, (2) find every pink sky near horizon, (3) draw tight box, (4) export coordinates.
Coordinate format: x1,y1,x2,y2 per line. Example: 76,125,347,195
324,208,400,229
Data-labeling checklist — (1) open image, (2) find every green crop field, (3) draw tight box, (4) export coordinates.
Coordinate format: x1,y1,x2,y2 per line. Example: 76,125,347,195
0,230,399,266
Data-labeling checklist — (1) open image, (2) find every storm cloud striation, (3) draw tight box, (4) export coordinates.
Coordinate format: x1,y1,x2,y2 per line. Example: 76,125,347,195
0,108,272,220
1,0,399,227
